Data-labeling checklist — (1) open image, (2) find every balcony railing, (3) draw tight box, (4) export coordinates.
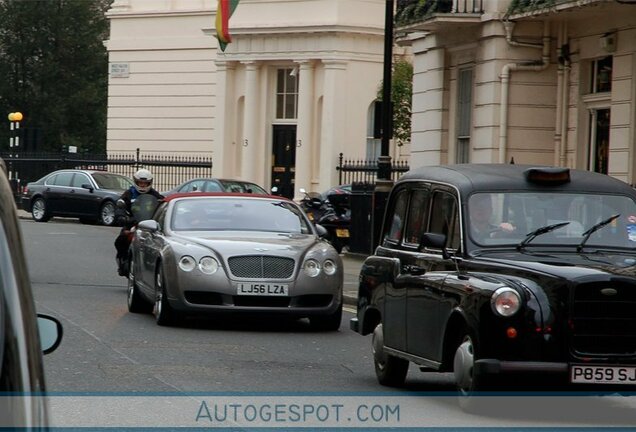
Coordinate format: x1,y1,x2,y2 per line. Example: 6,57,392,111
507,0,611,16
396,0,483,27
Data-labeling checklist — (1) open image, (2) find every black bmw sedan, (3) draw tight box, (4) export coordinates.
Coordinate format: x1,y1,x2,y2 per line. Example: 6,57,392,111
21,169,133,225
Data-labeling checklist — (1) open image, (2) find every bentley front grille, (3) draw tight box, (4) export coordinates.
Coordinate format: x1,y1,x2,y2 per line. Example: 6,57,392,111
571,282,636,356
228,255,295,279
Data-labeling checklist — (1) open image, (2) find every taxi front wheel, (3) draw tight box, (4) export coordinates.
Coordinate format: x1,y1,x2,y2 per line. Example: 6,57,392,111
372,324,408,386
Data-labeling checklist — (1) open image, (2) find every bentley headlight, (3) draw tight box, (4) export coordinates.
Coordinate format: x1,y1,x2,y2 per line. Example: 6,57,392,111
178,255,196,272
491,287,521,317
323,259,337,276
303,259,321,277
199,256,219,275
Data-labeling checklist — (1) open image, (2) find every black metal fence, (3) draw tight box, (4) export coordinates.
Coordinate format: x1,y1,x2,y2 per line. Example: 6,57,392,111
1,148,214,201
336,152,410,185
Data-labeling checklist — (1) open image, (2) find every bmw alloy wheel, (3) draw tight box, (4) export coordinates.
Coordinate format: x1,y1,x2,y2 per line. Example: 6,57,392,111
100,201,116,226
32,198,48,222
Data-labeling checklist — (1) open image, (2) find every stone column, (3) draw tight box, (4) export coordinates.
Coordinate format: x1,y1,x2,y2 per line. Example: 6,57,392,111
241,61,260,183
214,60,236,178
319,60,347,191
294,60,315,198
410,34,445,167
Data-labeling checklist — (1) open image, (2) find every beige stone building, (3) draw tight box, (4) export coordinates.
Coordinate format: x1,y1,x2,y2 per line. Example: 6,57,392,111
400,0,636,184
105,0,391,198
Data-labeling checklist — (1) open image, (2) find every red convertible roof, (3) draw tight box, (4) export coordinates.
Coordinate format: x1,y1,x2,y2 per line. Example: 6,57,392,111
163,192,291,202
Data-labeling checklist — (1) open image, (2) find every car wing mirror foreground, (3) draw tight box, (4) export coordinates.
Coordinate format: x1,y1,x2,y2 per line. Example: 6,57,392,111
81,184,94,192
419,232,450,259
137,219,160,232
37,314,63,355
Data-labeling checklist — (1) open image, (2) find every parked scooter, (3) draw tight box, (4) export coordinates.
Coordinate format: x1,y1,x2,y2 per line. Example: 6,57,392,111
299,188,350,253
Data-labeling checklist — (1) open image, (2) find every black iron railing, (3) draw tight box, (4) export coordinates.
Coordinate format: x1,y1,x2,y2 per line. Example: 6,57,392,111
336,153,410,185
396,0,483,26
1,148,213,201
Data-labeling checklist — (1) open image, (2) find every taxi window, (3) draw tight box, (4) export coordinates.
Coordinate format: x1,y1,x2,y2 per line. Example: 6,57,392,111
383,189,408,245
429,191,459,249
404,189,430,245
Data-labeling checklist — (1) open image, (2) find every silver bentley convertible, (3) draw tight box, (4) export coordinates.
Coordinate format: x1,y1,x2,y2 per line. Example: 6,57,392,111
126,193,344,330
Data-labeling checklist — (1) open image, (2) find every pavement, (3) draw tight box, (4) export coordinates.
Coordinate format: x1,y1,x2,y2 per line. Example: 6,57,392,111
16,208,365,307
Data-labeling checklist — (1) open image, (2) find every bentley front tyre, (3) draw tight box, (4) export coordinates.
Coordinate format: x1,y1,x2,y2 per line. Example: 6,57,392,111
154,266,180,326
372,324,408,387
127,257,151,313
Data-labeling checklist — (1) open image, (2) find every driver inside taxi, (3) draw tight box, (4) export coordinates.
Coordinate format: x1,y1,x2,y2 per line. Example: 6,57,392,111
470,194,515,241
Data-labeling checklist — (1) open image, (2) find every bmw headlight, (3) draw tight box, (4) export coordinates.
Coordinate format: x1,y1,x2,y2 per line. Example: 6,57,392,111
178,255,196,272
491,287,521,317
199,256,219,275
303,259,321,277
323,259,337,276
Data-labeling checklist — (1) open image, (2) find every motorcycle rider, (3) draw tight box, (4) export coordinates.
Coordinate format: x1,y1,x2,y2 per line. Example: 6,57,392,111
114,168,164,276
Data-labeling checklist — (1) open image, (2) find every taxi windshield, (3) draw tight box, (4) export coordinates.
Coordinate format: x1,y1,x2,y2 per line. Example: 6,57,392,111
468,192,636,249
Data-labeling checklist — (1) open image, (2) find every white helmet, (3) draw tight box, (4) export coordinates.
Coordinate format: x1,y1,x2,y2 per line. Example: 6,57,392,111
133,168,154,193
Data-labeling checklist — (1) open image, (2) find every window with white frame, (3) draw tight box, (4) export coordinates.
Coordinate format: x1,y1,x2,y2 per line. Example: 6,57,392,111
456,68,473,163
584,56,612,174
366,101,381,160
589,108,611,175
276,68,298,120
591,56,612,94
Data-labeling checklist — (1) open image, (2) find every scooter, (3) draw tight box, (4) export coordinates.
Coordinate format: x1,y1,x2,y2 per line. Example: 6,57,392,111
299,188,350,253
115,193,160,277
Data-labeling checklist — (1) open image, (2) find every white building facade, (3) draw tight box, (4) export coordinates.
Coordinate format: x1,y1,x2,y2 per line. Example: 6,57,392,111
105,0,388,198
402,0,636,184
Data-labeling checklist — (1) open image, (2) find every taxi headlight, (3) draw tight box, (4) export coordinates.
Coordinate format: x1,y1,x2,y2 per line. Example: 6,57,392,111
199,257,219,275
303,259,321,277
178,255,197,272
323,259,337,276
491,287,521,317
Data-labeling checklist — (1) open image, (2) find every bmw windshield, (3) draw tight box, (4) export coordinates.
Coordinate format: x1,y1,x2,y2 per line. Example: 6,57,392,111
468,192,636,250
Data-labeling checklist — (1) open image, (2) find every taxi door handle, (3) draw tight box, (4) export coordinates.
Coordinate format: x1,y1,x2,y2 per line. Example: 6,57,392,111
404,265,426,275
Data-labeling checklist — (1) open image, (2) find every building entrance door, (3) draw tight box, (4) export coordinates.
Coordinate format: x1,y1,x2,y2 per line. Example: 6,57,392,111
271,125,296,199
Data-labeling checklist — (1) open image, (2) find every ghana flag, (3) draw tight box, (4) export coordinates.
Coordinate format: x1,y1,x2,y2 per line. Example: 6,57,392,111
216,0,240,52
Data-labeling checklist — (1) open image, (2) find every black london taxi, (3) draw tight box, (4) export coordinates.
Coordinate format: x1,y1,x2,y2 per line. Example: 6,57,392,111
0,158,63,427
350,164,636,394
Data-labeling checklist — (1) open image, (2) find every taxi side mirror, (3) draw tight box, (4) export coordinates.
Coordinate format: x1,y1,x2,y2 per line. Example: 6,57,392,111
419,232,449,259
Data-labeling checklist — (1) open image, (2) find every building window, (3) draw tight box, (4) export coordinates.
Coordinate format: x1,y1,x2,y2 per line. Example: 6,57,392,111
591,56,612,94
589,108,610,174
456,68,473,163
276,69,298,119
366,101,381,160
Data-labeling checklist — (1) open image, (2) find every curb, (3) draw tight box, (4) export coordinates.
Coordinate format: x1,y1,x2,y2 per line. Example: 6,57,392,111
343,293,357,307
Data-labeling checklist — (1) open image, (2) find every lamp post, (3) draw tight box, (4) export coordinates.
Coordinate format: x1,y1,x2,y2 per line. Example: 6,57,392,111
377,0,394,182
370,0,394,251
7,112,23,193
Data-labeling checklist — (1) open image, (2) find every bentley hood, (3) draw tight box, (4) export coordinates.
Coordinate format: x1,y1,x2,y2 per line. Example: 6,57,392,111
171,231,322,258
